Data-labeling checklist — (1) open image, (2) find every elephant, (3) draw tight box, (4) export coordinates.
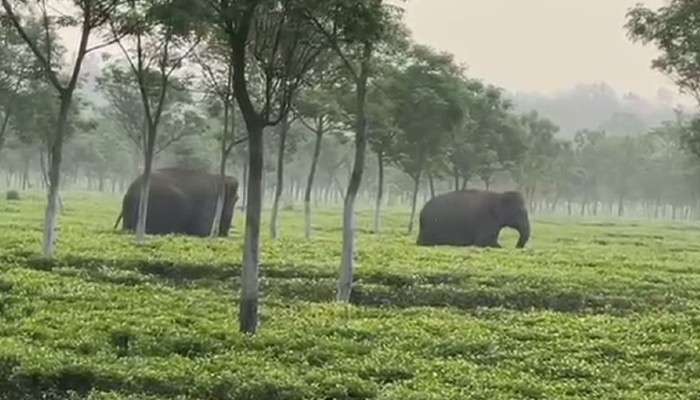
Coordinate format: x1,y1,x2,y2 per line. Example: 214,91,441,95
114,168,239,237
417,189,530,248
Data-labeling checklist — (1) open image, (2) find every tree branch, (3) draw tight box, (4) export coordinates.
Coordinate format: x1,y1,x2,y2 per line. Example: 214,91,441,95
1,0,64,91
303,9,358,80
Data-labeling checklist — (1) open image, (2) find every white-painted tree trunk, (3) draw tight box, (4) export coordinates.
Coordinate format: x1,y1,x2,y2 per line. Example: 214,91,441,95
135,172,151,245
337,45,371,303
210,186,225,237
337,200,357,301
42,179,60,257
270,115,289,240
42,98,71,258
210,64,235,238
240,124,264,334
304,131,323,239
408,175,421,234
373,151,384,234
210,109,230,238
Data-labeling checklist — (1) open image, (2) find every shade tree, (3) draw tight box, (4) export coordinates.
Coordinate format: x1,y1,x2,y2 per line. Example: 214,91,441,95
1,0,120,257
107,0,204,244
382,44,466,233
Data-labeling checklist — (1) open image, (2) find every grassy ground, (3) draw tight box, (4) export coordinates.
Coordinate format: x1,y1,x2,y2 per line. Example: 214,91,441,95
1,192,700,399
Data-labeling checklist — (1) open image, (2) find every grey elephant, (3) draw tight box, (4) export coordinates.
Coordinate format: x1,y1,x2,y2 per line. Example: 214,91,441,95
417,189,530,248
114,168,239,237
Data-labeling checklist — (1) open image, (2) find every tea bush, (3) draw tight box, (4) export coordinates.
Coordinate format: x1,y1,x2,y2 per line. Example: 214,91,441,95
5,191,19,201
1,193,700,399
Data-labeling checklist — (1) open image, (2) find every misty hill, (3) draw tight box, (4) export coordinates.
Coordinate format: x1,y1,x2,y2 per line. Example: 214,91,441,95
510,82,684,137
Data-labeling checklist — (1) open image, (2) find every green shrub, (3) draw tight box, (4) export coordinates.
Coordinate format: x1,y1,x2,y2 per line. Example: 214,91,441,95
6,190,20,201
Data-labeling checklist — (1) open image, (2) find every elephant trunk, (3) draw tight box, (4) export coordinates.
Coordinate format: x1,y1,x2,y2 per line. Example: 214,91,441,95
515,218,530,248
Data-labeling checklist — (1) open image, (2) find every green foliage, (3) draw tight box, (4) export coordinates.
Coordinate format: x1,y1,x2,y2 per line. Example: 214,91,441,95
384,45,466,180
626,1,700,102
2,194,700,398
509,111,560,194
447,81,524,187
5,189,19,200
626,1,700,163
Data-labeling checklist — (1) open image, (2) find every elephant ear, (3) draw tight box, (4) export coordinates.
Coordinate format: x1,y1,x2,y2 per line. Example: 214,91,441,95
492,191,526,222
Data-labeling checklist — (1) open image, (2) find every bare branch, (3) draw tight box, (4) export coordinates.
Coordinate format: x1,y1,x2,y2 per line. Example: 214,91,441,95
85,34,123,54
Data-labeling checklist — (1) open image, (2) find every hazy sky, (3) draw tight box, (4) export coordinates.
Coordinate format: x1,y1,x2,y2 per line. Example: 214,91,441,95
401,0,681,102
61,1,683,103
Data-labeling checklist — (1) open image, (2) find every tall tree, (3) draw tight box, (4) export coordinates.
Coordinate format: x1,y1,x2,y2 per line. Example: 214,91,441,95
109,0,203,244
366,77,400,234
599,135,645,217
206,0,328,333
627,2,700,164
195,44,246,237
386,45,465,233
97,63,196,161
304,0,405,302
573,129,605,215
510,111,560,208
295,81,345,238
269,112,293,239
1,0,119,257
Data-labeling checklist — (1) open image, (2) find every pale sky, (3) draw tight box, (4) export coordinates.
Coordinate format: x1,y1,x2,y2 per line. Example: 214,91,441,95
401,0,682,102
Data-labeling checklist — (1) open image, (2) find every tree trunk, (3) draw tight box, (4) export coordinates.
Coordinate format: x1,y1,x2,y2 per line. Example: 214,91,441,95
305,131,323,239
240,123,264,333
0,110,10,159
461,177,468,190
39,149,49,189
22,157,30,190
408,174,421,234
617,195,624,217
42,97,71,258
337,47,371,303
211,97,234,238
136,120,157,245
428,173,435,199
453,172,460,192
654,196,661,219
241,160,248,210
270,114,289,240
135,160,152,244
209,91,236,238
374,151,384,234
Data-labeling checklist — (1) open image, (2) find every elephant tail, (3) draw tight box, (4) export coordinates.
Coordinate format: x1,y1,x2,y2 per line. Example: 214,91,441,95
113,212,123,230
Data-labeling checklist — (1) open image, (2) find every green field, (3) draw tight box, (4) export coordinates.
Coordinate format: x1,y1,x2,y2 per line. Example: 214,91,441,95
1,193,700,399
